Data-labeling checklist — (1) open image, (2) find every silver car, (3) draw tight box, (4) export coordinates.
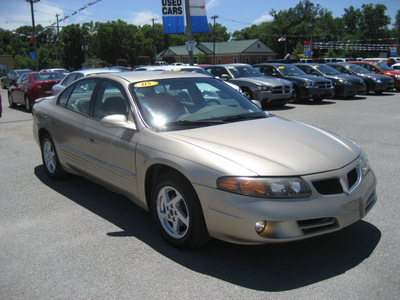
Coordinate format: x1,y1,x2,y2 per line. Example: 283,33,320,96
203,64,294,107
33,71,377,249
51,68,120,95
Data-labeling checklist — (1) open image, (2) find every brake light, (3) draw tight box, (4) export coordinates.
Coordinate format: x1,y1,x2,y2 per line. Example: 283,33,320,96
33,85,45,93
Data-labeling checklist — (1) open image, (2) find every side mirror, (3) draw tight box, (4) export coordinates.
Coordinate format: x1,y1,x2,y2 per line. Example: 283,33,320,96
101,114,137,131
251,100,262,109
220,74,230,80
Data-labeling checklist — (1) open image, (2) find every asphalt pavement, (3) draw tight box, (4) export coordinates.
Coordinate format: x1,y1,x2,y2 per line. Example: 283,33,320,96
0,89,399,299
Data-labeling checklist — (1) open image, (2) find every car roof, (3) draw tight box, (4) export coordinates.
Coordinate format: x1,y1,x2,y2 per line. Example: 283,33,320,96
88,71,211,83
70,68,120,75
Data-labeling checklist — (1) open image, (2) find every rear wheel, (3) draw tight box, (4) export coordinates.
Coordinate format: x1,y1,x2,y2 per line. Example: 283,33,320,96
8,93,16,108
150,171,209,250
41,134,66,180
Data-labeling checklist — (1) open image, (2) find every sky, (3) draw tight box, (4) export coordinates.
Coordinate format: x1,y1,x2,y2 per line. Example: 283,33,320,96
0,0,398,35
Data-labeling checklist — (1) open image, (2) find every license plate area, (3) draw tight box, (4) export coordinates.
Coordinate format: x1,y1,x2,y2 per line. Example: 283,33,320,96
340,199,361,227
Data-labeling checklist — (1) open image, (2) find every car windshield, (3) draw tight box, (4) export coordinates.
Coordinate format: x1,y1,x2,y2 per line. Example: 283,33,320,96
229,66,264,78
130,77,268,131
375,62,393,71
33,73,64,81
278,65,307,76
347,64,370,74
16,70,31,76
315,64,341,75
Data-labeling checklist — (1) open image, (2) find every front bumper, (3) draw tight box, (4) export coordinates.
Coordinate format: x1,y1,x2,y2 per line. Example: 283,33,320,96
302,86,335,99
254,89,294,106
194,160,377,245
335,83,366,97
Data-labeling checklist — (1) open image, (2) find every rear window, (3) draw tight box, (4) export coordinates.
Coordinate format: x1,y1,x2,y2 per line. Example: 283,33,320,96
33,73,64,81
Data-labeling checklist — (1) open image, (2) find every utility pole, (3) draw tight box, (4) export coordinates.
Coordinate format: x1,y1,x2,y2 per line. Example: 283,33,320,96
55,13,60,64
184,0,194,65
211,15,218,65
151,18,157,64
27,0,40,71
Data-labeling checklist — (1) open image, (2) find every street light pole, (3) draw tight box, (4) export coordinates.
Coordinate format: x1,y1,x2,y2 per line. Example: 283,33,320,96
184,0,194,65
211,15,218,65
27,0,40,71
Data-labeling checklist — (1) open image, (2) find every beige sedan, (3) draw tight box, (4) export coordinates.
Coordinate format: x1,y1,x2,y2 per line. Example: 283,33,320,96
33,71,377,249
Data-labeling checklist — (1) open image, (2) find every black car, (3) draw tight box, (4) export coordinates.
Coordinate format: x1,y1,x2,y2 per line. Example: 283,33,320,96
253,63,335,102
294,63,366,97
1,69,33,89
326,62,394,94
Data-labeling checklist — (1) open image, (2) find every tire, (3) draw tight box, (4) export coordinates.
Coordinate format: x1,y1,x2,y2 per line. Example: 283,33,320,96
41,134,66,180
8,93,16,108
241,88,253,100
150,171,209,250
312,96,324,102
25,95,31,112
292,88,300,103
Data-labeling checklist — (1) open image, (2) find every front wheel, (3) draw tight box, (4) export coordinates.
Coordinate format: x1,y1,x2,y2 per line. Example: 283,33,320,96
41,134,66,180
241,88,253,100
25,95,31,112
150,172,209,250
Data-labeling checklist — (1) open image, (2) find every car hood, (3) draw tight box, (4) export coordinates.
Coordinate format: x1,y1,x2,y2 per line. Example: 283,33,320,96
234,76,292,86
164,116,360,176
286,74,331,82
323,74,363,83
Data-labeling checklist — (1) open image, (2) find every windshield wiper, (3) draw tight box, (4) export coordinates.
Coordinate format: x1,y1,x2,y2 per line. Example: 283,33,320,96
164,119,224,126
221,113,266,123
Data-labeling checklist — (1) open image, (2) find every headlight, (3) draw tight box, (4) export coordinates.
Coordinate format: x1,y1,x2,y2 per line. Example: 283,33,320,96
217,176,311,198
339,79,351,84
395,75,400,79
303,80,316,87
359,150,371,176
255,85,271,91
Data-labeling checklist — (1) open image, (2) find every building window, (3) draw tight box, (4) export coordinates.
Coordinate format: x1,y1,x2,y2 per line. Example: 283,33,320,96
233,57,237,63
218,58,222,64
246,57,250,64
257,57,262,63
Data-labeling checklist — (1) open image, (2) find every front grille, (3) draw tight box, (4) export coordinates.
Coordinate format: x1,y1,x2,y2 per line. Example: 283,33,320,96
316,81,333,89
312,167,360,195
298,217,337,234
272,85,291,94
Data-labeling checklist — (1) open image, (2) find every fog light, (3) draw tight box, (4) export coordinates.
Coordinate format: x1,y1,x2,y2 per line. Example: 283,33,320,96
255,220,266,233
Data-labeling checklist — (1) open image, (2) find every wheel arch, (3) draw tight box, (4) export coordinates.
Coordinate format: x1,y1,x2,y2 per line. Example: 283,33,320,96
144,164,193,209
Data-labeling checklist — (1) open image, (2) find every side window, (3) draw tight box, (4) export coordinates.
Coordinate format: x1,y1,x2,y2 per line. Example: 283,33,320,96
58,84,74,107
65,79,98,116
93,80,128,120
62,73,78,86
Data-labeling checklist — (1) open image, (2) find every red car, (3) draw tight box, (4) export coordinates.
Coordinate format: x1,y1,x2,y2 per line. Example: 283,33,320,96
8,72,64,111
348,61,400,91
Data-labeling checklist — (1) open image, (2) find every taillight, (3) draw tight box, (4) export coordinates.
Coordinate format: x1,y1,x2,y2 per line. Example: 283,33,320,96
33,85,45,93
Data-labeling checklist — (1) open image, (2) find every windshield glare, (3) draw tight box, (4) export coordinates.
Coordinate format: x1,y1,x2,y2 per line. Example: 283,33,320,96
315,64,341,75
230,66,264,78
278,65,307,76
376,62,392,71
348,64,370,73
131,78,267,131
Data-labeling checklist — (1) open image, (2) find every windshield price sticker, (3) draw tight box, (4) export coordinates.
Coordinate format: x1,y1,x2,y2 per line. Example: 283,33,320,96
134,81,159,88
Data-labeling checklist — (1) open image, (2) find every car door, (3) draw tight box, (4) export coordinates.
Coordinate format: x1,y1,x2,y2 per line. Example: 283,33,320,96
83,79,139,196
12,74,28,104
50,78,99,173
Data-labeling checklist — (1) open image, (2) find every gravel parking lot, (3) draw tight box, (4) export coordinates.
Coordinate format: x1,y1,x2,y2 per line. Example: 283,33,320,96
0,89,399,300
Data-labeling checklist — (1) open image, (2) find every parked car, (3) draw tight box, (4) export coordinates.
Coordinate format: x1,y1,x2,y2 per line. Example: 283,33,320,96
8,71,64,111
391,63,400,70
40,68,70,76
348,61,400,91
294,63,366,97
134,65,242,93
203,64,293,107
253,63,335,102
33,71,377,249
52,68,121,95
1,69,33,89
327,62,394,94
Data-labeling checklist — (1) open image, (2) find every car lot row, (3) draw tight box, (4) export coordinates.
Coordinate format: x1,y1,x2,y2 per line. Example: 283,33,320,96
3,61,400,113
